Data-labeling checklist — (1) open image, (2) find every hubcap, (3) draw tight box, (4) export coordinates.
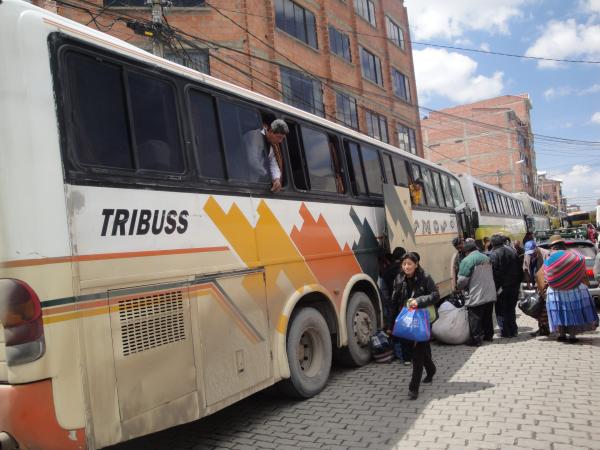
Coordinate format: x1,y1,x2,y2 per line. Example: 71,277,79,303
297,328,322,376
353,310,373,346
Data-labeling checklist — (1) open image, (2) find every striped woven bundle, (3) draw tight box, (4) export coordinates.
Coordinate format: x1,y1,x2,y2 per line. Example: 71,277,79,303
544,250,585,290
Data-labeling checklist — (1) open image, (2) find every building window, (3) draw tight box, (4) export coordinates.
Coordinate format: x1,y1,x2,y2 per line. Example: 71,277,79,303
391,68,410,102
365,110,388,143
164,49,209,74
275,0,318,49
360,47,383,86
385,16,404,49
280,66,324,117
354,0,376,27
335,92,358,129
329,26,351,62
107,0,204,6
398,125,417,154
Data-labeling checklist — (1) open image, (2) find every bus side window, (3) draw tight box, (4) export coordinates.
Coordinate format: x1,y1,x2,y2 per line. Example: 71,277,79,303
440,173,454,209
300,126,340,193
431,171,447,208
420,167,438,207
476,187,488,213
497,194,506,215
129,71,184,173
287,122,309,191
328,138,346,194
66,52,133,169
218,99,266,184
361,145,383,196
188,90,226,179
410,163,426,206
345,141,367,196
510,198,517,216
392,157,409,187
382,154,394,185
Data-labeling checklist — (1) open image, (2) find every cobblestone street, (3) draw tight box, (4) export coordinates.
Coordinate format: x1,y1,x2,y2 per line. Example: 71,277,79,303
109,314,600,450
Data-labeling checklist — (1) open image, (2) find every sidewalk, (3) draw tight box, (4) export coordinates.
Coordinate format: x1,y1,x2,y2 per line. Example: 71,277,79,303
108,313,600,450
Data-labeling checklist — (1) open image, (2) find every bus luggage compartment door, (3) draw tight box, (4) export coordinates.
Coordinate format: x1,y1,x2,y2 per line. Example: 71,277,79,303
192,269,271,408
108,283,197,423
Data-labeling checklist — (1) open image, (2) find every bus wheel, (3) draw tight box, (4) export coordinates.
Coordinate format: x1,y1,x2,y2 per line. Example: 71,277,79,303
337,291,376,367
281,307,332,398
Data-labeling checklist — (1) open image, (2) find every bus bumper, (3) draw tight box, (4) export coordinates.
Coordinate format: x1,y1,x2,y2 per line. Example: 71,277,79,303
0,380,86,450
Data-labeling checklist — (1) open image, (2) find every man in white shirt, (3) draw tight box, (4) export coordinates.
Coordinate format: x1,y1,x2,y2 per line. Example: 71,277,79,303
243,119,289,192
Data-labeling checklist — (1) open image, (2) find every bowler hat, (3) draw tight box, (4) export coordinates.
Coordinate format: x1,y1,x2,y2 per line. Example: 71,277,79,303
548,234,565,246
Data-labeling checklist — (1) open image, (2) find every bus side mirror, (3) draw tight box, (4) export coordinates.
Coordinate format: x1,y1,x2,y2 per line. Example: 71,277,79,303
471,211,479,229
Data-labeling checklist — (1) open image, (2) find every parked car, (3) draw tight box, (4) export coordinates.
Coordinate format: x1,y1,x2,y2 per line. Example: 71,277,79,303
538,239,600,306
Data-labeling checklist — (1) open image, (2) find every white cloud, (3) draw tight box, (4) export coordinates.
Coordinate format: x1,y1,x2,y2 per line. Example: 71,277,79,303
580,83,600,94
591,112,600,124
580,0,600,13
454,38,474,47
543,86,572,100
413,48,504,104
405,0,529,40
525,19,600,68
549,164,600,208
480,42,491,51
544,83,600,100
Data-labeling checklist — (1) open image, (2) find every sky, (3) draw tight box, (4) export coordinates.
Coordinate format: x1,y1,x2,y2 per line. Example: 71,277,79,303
404,0,600,210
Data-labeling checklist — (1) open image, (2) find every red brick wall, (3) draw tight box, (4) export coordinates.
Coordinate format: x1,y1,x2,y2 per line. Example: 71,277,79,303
422,95,537,195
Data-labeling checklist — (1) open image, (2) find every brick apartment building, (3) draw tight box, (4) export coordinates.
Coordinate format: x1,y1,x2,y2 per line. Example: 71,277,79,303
421,94,538,196
38,0,423,156
538,173,566,212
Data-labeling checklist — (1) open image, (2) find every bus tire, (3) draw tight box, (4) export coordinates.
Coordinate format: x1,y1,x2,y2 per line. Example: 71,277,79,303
281,307,332,398
336,291,376,367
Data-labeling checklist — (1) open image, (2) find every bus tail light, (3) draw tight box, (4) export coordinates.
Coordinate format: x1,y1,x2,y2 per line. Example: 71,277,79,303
0,279,46,365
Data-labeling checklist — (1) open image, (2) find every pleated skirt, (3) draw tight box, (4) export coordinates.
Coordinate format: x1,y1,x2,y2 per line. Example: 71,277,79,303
546,284,599,334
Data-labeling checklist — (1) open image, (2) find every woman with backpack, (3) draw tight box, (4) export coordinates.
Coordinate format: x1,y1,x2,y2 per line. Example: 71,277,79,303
386,252,439,400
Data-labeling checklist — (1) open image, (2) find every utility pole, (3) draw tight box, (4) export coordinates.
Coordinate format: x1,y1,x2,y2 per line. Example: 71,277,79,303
150,0,164,58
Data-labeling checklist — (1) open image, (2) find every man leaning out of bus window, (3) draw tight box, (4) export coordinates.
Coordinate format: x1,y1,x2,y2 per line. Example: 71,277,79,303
243,119,289,193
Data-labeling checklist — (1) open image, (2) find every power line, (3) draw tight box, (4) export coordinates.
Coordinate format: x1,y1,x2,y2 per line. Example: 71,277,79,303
63,0,600,150
208,4,600,65
54,0,600,169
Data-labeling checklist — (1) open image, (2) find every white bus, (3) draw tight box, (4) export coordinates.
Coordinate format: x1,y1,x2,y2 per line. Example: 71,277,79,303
514,192,551,232
458,174,527,247
0,1,463,448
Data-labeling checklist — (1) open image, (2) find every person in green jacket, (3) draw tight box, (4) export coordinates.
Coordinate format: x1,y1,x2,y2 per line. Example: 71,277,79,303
457,241,497,346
